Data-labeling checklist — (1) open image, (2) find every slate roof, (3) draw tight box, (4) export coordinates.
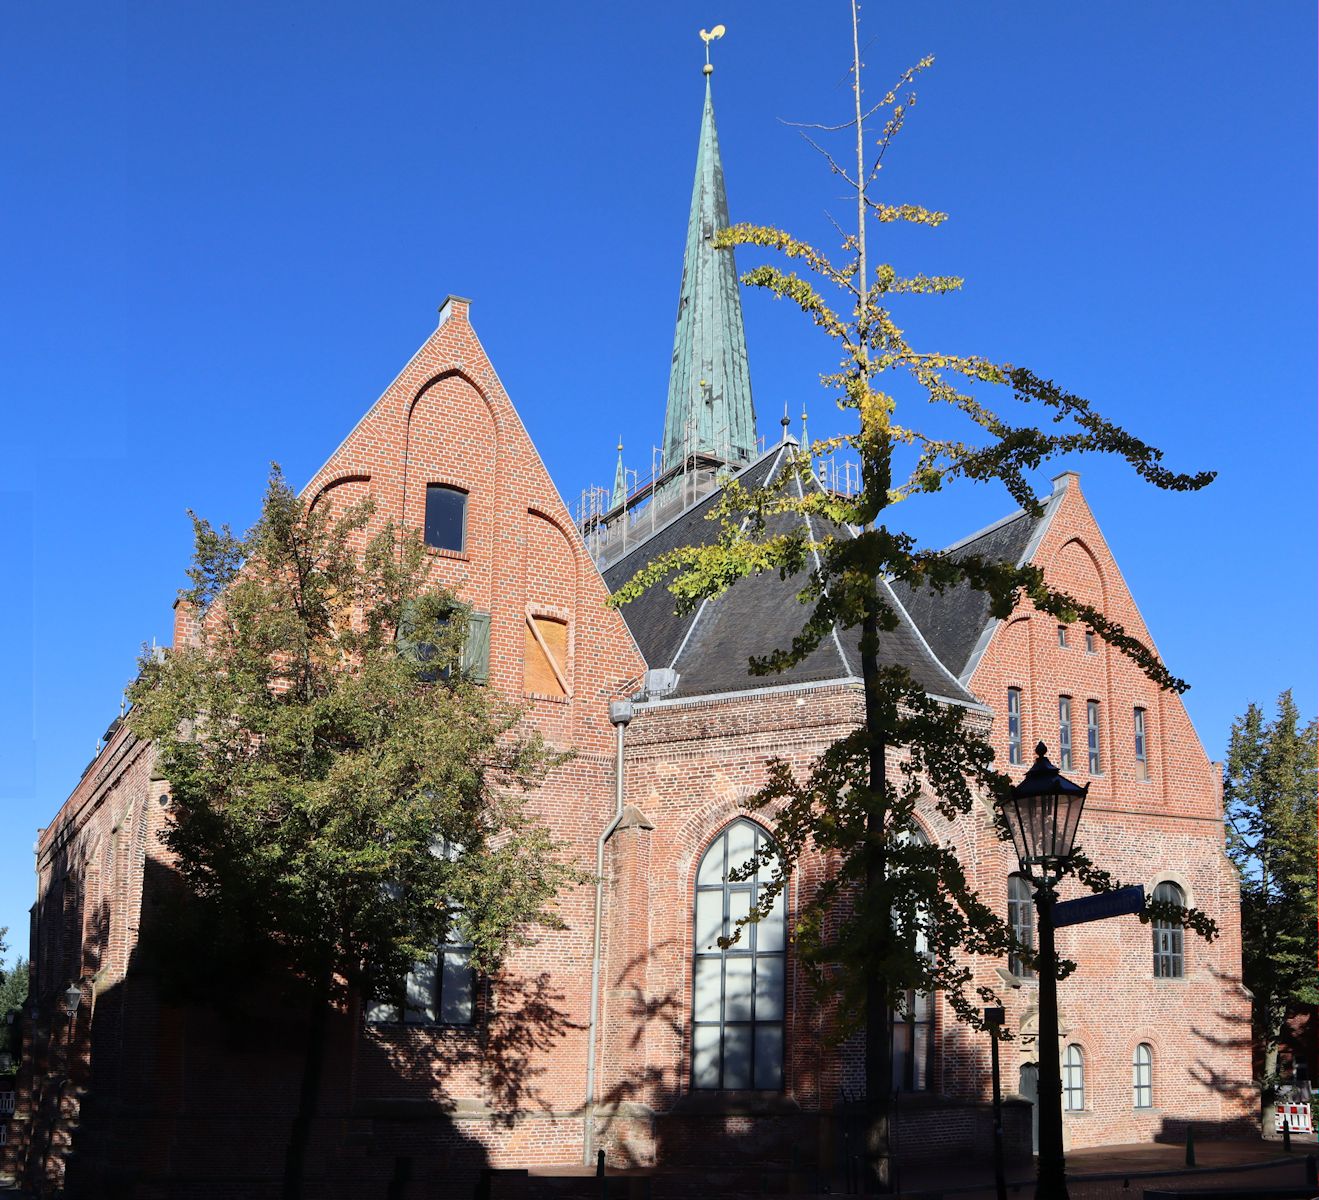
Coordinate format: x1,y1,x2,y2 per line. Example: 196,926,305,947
603,442,978,706
890,492,1062,685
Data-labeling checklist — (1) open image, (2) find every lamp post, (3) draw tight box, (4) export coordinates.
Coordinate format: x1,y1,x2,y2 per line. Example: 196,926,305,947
999,743,1088,1200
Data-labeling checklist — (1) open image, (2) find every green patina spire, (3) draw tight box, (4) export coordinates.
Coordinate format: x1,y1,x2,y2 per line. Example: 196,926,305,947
611,438,627,509
662,72,757,469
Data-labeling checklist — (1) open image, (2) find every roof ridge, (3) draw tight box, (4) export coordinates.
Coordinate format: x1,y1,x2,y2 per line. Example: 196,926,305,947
605,436,794,580
790,450,859,683
667,442,790,673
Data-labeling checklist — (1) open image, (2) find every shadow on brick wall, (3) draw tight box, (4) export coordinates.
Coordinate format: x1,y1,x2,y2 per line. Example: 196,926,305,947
15,852,519,1199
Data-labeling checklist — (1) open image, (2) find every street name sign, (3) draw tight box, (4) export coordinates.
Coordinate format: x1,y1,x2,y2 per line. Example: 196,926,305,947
1053,884,1146,928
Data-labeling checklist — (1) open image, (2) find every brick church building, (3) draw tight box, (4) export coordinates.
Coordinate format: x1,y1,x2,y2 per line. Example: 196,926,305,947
4,65,1253,1198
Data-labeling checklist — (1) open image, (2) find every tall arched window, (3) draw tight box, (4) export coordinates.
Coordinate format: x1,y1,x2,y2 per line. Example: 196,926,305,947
1152,881,1185,978
692,820,785,1090
1063,1044,1085,1111
1007,874,1035,978
1132,1043,1153,1108
892,826,934,1092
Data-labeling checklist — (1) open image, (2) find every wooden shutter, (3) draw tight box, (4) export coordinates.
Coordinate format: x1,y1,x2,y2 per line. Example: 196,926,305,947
462,611,490,684
523,615,568,697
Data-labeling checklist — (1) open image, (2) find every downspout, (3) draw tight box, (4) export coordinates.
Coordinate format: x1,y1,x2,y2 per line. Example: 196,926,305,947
583,698,633,1166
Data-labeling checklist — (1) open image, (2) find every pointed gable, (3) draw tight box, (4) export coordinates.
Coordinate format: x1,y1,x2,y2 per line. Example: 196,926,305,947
303,295,646,731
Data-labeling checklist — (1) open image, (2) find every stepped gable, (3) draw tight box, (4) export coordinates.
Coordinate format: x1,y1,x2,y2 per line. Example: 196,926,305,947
605,441,978,704
892,490,1062,685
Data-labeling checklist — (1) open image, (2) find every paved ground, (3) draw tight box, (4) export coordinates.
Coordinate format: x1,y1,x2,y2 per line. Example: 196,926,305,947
893,1136,1319,1198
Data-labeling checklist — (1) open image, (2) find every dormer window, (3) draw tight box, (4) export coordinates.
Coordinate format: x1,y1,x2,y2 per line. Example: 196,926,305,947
425,485,467,553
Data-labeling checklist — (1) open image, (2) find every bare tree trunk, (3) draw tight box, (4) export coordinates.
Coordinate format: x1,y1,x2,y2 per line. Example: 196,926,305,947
861,595,893,1194
1262,1036,1280,1139
282,973,331,1200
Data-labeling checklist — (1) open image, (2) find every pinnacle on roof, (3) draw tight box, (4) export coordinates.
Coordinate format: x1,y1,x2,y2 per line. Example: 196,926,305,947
661,69,757,471
611,438,627,509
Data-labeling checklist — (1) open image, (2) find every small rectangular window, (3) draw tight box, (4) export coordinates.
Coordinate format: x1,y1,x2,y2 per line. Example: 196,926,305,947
399,604,490,685
425,484,467,553
1058,696,1072,772
1087,700,1100,774
1134,707,1148,779
1007,688,1022,766
1084,629,1096,653
1057,625,1067,648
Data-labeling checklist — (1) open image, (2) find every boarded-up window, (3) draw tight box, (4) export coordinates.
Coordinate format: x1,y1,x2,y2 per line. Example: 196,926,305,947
524,615,569,697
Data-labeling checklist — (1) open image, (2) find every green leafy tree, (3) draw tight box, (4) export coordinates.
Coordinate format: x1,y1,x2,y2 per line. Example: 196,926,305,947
0,955,29,1065
614,4,1215,1189
1224,691,1319,1127
128,468,575,1200
0,954,29,1017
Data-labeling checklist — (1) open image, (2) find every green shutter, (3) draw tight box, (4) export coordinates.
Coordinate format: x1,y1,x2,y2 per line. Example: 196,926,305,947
463,611,490,684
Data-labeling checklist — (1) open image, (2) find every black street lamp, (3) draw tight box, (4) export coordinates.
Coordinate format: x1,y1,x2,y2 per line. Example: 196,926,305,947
999,743,1088,1200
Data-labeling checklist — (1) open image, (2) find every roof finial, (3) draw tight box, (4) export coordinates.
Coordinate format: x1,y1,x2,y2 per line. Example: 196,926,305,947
780,402,791,442
699,24,725,76
611,437,627,510
801,404,810,456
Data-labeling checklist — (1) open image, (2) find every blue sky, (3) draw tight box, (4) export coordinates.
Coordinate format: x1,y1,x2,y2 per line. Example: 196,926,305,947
1,2,1314,963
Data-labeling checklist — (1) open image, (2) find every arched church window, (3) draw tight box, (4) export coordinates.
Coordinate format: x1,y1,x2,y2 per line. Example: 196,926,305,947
1132,1042,1154,1109
1152,881,1185,978
892,825,934,1092
691,820,785,1090
1063,1043,1086,1111
1007,874,1034,978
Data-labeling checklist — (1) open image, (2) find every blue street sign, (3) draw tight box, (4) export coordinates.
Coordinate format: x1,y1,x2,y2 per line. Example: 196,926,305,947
1053,884,1146,928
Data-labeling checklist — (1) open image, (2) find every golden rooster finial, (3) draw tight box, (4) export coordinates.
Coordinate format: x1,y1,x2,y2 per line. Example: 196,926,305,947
699,24,726,74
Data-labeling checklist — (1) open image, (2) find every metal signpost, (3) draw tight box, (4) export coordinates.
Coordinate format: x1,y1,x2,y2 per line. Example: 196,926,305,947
985,1006,1008,1200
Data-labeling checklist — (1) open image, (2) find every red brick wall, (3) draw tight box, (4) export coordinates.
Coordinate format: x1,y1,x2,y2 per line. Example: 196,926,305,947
13,314,1253,1194
964,472,1253,1147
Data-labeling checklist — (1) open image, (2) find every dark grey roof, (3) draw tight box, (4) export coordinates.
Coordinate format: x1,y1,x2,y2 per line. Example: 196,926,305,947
890,496,1059,684
604,443,978,705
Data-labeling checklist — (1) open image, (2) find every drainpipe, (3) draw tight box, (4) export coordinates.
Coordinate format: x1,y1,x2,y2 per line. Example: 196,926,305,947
583,698,633,1166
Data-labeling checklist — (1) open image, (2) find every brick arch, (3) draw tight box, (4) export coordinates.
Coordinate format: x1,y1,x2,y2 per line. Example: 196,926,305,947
406,365,500,431
1147,870,1195,911
307,472,371,515
403,370,498,555
525,507,579,616
672,795,777,895
1052,536,1107,610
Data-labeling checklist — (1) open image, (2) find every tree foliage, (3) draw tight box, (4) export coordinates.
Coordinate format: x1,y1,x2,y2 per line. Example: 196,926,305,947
613,8,1215,1172
0,954,28,1019
1224,691,1318,1091
128,468,576,1007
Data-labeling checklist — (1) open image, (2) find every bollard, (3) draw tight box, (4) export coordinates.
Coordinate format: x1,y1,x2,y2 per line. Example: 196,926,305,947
1306,1154,1317,1186
1282,1117,1292,1153
1184,1125,1196,1167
